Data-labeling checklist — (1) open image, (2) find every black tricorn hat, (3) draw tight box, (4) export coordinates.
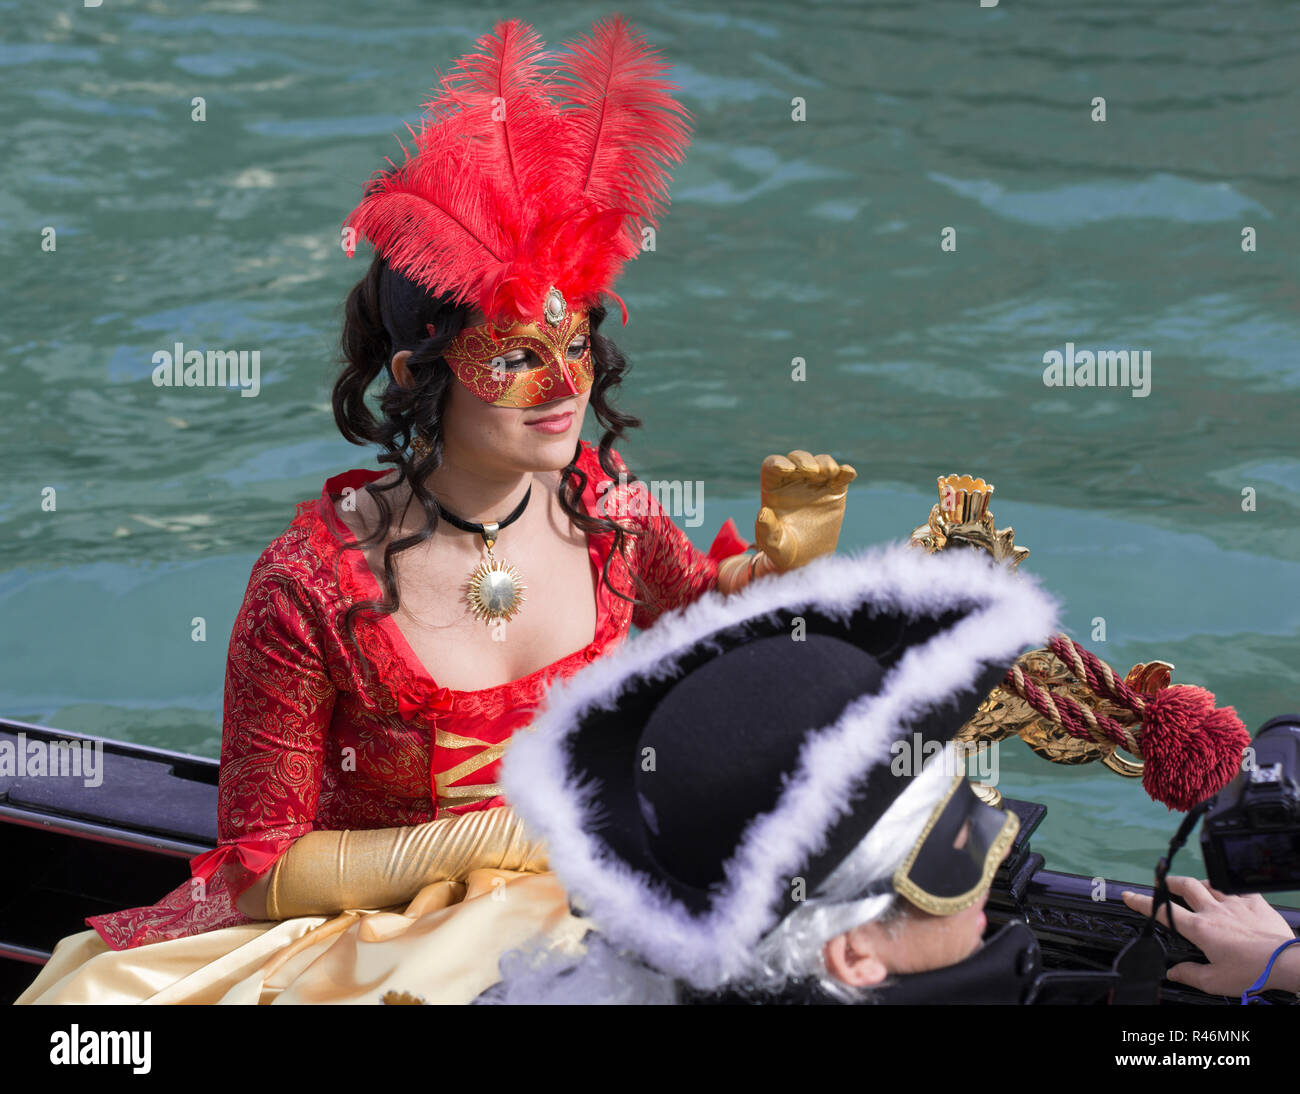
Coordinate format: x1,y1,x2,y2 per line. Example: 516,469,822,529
503,542,1057,989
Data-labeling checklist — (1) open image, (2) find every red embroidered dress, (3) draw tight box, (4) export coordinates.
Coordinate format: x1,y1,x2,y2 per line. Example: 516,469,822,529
88,441,749,949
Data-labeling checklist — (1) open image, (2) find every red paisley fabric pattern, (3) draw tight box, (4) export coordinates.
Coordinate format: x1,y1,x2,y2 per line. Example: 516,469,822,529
87,440,749,950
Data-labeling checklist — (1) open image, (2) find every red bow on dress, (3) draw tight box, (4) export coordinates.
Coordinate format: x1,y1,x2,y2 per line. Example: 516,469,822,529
394,680,456,723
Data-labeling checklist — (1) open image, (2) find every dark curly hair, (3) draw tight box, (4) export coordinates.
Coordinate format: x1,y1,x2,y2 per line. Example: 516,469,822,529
331,253,653,652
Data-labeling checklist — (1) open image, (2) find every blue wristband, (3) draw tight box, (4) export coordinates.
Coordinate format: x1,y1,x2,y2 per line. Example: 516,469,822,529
1240,936,1300,1005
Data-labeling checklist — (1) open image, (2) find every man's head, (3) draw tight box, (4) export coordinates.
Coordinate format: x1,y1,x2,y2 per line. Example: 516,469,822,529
822,825,995,987
747,744,1016,1000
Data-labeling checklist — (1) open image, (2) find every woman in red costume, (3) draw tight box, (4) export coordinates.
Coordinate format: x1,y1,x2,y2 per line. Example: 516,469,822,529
18,15,856,1004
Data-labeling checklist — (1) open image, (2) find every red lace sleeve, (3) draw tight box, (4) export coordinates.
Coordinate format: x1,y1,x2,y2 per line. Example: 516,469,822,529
598,447,751,631
188,549,336,898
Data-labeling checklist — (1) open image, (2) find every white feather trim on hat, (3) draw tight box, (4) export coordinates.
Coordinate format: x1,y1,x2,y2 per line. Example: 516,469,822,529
503,540,1058,989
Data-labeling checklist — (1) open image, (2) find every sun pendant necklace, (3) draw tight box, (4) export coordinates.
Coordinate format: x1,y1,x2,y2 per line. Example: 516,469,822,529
435,485,531,625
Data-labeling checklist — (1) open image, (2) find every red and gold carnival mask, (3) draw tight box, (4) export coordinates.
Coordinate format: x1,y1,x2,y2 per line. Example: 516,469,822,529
442,288,594,409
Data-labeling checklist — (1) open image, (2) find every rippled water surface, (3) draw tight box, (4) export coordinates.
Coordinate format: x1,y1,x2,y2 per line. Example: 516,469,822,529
2,0,1298,887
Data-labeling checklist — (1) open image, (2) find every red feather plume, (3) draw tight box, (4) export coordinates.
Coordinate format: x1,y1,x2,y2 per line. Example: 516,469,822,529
550,14,692,231
343,15,692,326
428,19,562,217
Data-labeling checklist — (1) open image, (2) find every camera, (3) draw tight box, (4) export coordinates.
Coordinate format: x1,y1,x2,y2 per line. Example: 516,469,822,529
1201,714,1300,893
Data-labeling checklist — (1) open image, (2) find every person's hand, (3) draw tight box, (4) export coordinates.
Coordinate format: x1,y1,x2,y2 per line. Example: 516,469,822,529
1121,876,1300,996
755,451,857,572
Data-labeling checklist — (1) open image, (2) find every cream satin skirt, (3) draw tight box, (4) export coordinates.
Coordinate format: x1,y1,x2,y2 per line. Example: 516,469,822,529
16,869,586,1005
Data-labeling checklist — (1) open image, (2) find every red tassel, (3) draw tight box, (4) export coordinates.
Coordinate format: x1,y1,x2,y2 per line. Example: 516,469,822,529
1139,685,1249,812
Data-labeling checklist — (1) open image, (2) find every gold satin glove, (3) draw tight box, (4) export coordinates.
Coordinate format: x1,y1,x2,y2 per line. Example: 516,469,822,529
264,804,549,920
755,450,857,572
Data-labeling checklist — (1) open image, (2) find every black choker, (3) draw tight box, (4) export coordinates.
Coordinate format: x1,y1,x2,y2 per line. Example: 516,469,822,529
434,485,531,536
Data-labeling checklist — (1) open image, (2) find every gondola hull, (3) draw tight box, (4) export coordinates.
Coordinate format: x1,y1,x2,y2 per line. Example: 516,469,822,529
2,717,1296,1005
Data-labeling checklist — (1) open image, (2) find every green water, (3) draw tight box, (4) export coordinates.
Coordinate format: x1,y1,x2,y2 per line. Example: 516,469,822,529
2,0,1298,892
